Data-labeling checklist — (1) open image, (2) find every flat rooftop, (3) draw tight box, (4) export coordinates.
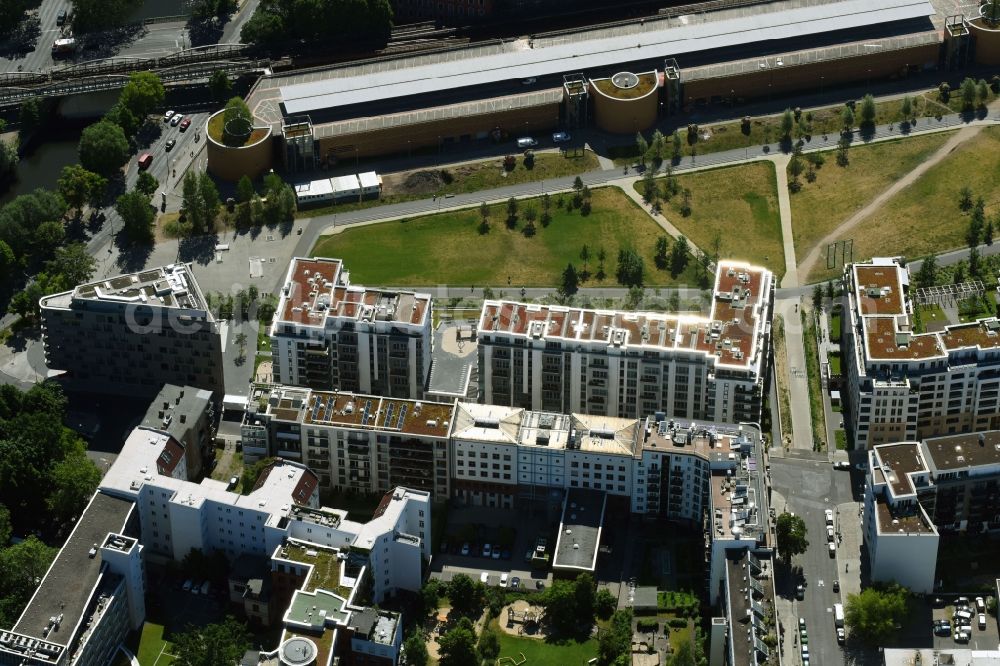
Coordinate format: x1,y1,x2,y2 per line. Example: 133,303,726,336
873,442,926,498
875,494,936,535
274,257,429,329
725,553,773,665
281,543,352,598
278,0,933,115
351,607,399,646
642,417,753,465
450,402,526,445
922,431,1000,471
285,588,349,631
479,261,771,370
249,385,455,439
141,384,212,442
13,492,135,644
571,414,640,456
41,263,209,313
553,489,605,571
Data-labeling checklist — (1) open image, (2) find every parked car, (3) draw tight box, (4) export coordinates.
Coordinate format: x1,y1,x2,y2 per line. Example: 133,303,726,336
796,585,805,600
179,117,192,131
521,77,536,85
552,131,571,143
480,572,488,584
836,628,845,644
827,526,835,542
461,542,470,556
798,618,806,630
491,549,501,560
191,581,200,595
976,596,986,612
516,137,537,149
165,139,176,151
825,509,834,525
833,580,840,593
56,9,67,25
170,114,184,127
482,543,492,558
954,630,971,642
956,596,970,608
833,461,850,470
500,573,508,588
200,580,210,595
510,577,520,589
524,549,533,563
163,110,174,122
828,543,836,556
934,620,951,636
979,613,987,630
182,579,193,591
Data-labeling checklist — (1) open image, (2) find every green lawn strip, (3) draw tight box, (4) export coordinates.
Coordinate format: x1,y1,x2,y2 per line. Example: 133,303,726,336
958,295,994,322
295,151,600,219
829,309,841,342
635,162,784,279
772,315,793,439
492,619,598,665
802,308,828,451
789,132,953,267
808,126,1000,283
137,622,172,666
835,430,847,450
312,186,703,287
827,350,841,376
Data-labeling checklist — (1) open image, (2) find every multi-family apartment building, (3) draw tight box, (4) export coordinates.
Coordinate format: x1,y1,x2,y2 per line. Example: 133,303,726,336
139,384,216,478
862,429,1000,594
242,385,453,497
39,263,224,397
844,257,1000,449
476,260,773,422
713,549,776,666
270,257,432,399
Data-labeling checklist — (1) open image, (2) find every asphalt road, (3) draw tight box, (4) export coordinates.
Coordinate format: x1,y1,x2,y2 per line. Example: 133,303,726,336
771,456,863,666
0,0,71,74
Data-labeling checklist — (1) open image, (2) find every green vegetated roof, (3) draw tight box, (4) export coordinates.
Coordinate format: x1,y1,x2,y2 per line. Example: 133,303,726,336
592,72,657,100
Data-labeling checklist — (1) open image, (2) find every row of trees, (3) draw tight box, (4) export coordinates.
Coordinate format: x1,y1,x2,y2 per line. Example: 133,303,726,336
241,0,393,48
69,0,141,32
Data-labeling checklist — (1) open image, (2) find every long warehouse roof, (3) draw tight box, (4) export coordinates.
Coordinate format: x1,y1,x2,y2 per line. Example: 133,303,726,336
279,0,935,115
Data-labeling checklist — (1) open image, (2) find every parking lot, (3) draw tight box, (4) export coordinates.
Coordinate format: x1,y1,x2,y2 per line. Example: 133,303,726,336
929,595,999,650
430,506,556,591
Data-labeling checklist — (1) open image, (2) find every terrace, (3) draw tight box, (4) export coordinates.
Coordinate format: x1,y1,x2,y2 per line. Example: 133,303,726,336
63,264,207,312
921,431,1000,471
873,442,927,498
282,543,353,598
591,72,658,100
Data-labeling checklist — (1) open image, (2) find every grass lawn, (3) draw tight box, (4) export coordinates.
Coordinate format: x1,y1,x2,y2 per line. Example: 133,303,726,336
958,295,995,322
914,303,948,333
829,309,842,342
772,315,793,439
137,622,174,666
636,162,784,279
312,187,704,287
835,430,847,450
802,308,827,451
297,151,600,219
789,132,953,267
492,620,598,665
810,126,1000,282
827,350,842,376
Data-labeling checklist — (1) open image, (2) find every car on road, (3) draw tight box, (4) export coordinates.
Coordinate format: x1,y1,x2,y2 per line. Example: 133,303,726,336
825,509,834,525
461,542,469,556
179,117,192,131
829,543,836,556
165,139,176,151
171,113,184,127
552,131,571,143
798,617,806,630
827,526,835,542
56,9,67,25
137,153,153,170
796,585,805,600
500,573,508,587
480,572,488,584
976,596,986,612
163,110,174,122
833,461,850,470
954,630,971,642
516,137,538,149
491,548,501,560
934,620,951,636
979,613,987,630
833,580,840,593
510,577,520,589
837,627,846,644
482,543,492,558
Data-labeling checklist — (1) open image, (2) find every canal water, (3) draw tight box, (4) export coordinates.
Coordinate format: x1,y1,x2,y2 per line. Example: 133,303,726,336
0,126,85,205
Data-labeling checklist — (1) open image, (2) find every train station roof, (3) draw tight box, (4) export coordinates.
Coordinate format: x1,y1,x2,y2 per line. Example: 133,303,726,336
279,0,934,115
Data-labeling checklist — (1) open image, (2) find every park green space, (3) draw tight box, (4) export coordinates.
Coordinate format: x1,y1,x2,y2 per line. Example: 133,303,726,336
297,151,600,219
812,126,1000,282
491,619,599,665
789,132,953,267
636,162,784,279
136,622,174,666
312,186,703,287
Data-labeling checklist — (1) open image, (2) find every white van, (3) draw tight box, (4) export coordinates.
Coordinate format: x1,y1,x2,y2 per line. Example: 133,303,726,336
516,137,537,149
825,509,834,526
834,603,844,628
954,609,973,622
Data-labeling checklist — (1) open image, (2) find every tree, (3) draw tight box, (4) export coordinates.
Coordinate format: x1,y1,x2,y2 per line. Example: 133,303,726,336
236,175,255,204
18,97,41,138
616,248,645,288
859,94,876,126
812,283,823,310
960,77,977,111
0,241,14,283
679,187,692,217
775,512,808,562
208,70,233,102
438,617,479,666
598,609,633,665
241,0,393,47
235,332,248,358
115,191,155,244
914,255,938,289
573,176,584,192
182,171,204,232
78,120,129,177
171,616,251,666
669,236,690,277
670,638,697,666
120,72,165,120
574,573,596,621
199,173,221,230
642,169,656,203
58,165,107,213
671,130,682,160
46,450,101,525
0,0,32,42
448,573,484,620
841,105,855,131
46,243,96,287
477,626,500,660
0,504,10,547
900,95,913,123
595,587,616,620
650,129,665,163
104,102,140,137
789,155,804,180
978,79,990,107
845,584,909,645
635,132,648,165
987,220,995,246
0,136,17,182
959,186,974,212
561,263,579,297
506,197,518,225
543,579,579,634
654,235,670,269
403,633,428,666
136,171,159,198
0,536,57,628
222,97,252,145
780,108,794,139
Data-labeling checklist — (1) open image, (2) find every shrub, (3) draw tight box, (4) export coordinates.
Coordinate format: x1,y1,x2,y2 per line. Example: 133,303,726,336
668,618,689,629
637,619,658,632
